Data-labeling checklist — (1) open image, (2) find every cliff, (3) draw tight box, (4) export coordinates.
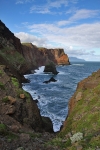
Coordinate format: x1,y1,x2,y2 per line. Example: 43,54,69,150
0,20,70,77
49,69,100,149
21,44,70,70
0,20,68,149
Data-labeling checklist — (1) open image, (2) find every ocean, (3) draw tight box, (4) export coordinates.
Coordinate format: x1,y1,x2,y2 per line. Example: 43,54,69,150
22,62,100,132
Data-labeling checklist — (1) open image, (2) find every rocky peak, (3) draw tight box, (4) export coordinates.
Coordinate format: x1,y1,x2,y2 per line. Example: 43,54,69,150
0,20,22,53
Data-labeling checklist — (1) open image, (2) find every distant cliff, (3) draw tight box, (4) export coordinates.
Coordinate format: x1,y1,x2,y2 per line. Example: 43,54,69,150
0,20,70,77
69,57,86,62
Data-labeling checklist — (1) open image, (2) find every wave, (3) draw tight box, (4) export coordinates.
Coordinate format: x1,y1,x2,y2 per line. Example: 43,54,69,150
72,64,84,66
34,66,45,74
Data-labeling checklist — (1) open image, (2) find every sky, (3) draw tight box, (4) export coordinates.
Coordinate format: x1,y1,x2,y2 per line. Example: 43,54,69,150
0,0,100,61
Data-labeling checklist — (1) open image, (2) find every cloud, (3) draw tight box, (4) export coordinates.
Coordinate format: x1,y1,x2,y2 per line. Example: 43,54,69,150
15,32,47,47
16,0,34,4
23,19,100,61
57,9,100,26
30,6,51,14
28,22,100,48
30,0,78,14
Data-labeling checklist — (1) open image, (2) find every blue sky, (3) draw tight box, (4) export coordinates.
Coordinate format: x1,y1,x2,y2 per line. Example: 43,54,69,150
0,0,100,61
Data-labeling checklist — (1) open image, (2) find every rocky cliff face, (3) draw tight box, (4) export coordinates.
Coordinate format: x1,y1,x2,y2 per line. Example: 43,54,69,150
0,20,32,77
22,44,70,69
49,48,70,65
0,65,42,130
0,20,70,76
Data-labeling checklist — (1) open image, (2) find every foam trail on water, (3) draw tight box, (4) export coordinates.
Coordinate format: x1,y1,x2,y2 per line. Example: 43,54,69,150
72,64,84,66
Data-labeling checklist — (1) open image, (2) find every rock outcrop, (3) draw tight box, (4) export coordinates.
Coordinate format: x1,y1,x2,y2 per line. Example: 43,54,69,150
43,77,57,84
0,65,50,132
49,48,70,65
43,61,59,75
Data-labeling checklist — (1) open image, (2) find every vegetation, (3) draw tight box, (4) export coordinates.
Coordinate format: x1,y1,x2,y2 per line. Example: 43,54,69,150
47,72,100,149
0,69,3,76
2,96,9,103
17,88,31,103
0,81,5,90
28,132,42,140
0,123,7,135
6,132,18,142
0,47,26,70
11,77,19,88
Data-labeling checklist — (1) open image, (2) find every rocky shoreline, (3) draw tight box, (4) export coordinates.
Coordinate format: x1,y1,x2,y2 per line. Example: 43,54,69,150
0,20,100,149
0,20,69,150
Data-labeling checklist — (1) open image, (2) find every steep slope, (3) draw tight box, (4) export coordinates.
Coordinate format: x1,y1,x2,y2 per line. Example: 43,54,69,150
48,69,100,149
0,65,57,150
0,20,32,77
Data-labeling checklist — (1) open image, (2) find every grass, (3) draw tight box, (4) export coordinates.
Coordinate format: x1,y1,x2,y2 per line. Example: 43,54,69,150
6,132,18,142
0,47,26,70
0,123,18,141
50,75,100,149
46,137,71,149
0,123,7,135
0,69,3,76
0,82,5,90
11,77,19,88
29,132,42,140
2,96,9,103
17,88,31,103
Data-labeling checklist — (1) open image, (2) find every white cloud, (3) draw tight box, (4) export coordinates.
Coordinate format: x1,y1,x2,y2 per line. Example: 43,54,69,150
15,32,47,47
28,22,100,48
30,6,51,14
58,9,100,26
15,31,100,61
30,0,78,14
16,0,34,4
71,9,99,20
23,20,100,61
15,6,100,61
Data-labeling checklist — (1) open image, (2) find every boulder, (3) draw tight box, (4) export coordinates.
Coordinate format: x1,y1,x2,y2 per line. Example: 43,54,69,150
20,94,25,99
7,96,16,104
42,117,53,132
43,77,57,84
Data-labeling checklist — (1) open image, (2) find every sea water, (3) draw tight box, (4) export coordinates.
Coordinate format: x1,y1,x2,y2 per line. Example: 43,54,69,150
22,62,100,132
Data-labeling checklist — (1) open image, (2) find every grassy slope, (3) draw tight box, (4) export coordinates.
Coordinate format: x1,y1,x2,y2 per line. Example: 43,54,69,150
47,69,100,150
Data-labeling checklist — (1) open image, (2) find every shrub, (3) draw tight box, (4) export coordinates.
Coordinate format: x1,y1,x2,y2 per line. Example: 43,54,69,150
70,132,83,144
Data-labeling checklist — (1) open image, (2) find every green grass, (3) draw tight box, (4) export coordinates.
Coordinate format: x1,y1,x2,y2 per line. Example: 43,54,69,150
0,123,7,135
0,82,5,90
11,77,19,88
0,47,26,69
0,123,18,141
0,69,3,76
2,96,9,103
52,82,100,149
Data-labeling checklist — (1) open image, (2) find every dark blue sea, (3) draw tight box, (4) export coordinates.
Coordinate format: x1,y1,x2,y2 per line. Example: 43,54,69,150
22,62,100,132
